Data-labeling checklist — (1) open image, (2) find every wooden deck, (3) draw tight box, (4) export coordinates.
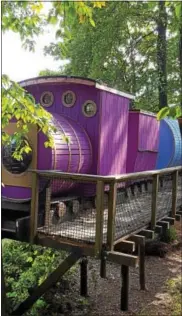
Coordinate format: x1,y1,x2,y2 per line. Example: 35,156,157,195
38,177,182,244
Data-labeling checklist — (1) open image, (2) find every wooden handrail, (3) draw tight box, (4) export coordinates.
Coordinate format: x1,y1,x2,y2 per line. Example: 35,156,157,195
29,166,182,183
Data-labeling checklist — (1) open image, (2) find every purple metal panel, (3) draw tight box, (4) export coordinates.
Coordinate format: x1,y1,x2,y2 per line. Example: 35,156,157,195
134,152,157,172
126,113,139,173
138,114,159,151
27,83,100,174
98,91,129,175
127,111,159,173
2,186,32,201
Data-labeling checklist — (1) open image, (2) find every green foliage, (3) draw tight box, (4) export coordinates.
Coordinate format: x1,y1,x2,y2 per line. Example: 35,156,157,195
43,1,181,113
2,74,56,160
160,226,177,243
39,69,63,76
2,1,105,50
157,105,182,120
2,239,71,315
2,1,105,161
1,2,45,51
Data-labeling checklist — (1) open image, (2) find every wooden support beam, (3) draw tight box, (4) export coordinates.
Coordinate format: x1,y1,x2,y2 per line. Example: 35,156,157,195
154,225,163,234
139,229,154,239
175,214,181,221
151,174,159,230
36,234,95,257
107,251,138,268
95,180,105,256
114,240,135,253
127,235,146,291
30,173,39,243
163,217,175,225
114,226,148,245
128,234,145,246
176,210,182,215
11,251,82,316
120,265,129,311
80,257,88,297
107,181,117,251
172,170,178,217
138,242,146,291
157,221,169,230
100,251,107,278
44,183,51,228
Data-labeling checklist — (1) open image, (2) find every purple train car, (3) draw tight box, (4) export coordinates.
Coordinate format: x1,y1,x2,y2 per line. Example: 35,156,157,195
3,76,181,204
2,76,135,202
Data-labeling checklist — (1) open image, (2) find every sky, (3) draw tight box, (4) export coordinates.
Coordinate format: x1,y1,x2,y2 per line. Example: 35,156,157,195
2,2,66,82
2,28,64,82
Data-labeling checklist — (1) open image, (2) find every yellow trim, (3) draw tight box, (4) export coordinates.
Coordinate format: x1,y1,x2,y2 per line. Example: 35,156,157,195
2,123,37,188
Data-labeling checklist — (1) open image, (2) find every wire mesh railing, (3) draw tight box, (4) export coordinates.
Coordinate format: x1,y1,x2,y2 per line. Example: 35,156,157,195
37,175,98,244
29,167,182,255
114,179,153,241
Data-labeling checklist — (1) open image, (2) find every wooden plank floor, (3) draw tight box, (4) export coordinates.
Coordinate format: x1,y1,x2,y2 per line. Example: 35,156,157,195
38,177,182,244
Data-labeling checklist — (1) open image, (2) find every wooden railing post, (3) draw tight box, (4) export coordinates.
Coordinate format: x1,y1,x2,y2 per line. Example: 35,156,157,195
95,180,105,256
172,170,178,217
44,183,51,229
107,181,117,251
30,172,39,243
151,174,159,230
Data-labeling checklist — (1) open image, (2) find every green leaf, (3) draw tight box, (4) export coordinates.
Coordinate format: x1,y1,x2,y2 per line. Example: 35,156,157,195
26,257,33,263
157,107,169,120
48,15,58,25
175,3,181,20
89,18,96,27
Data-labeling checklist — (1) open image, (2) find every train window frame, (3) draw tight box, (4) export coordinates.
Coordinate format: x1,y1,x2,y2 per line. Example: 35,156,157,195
62,90,76,108
82,100,97,117
40,91,54,107
2,137,33,177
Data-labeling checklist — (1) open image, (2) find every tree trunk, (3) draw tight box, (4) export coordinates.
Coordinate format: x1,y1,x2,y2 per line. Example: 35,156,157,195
179,3,182,108
157,1,168,109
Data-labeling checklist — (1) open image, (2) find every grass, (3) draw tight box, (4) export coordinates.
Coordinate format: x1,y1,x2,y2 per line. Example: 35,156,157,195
166,276,182,316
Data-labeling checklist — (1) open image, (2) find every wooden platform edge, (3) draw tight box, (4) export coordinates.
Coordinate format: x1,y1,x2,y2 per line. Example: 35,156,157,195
36,234,95,257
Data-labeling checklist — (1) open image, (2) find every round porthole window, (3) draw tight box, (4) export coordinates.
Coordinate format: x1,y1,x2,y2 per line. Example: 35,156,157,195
62,90,76,107
40,91,54,107
2,138,32,175
82,100,97,117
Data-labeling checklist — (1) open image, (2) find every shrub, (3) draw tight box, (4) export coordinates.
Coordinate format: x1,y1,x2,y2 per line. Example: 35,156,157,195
2,239,73,315
160,226,177,244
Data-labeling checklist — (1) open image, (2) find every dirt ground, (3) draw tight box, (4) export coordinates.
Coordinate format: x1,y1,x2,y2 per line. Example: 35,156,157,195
42,221,182,316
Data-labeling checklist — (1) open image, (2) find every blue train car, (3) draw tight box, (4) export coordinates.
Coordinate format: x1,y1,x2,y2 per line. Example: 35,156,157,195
156,118,182,169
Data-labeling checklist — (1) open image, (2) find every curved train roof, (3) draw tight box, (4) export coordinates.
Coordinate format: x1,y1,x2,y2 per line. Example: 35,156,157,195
19,75,135,100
